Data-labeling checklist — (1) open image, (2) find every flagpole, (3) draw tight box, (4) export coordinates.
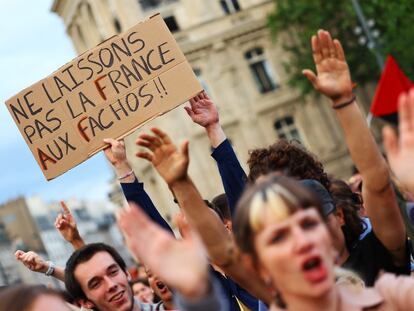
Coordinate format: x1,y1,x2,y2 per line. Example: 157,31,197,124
366,112,373,126
350,0,385,126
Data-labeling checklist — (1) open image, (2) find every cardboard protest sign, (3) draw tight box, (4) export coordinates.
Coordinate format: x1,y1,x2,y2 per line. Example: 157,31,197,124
5,14,202,180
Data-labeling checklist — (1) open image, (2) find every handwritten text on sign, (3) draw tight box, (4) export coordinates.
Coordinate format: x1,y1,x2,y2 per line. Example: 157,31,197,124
5,14,202,180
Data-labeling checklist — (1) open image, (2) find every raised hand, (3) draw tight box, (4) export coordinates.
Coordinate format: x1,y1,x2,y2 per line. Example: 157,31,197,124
117,202,209,298
185,91,219,128
383,90,414,194
136,128,189,186
185,91,226,147
103,138,128,166
15,250,48,273
103,138,135,181
55,201,84,249
302,30,354,105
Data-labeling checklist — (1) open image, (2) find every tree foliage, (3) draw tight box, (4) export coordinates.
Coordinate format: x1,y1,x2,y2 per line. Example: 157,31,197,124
268,0,414,96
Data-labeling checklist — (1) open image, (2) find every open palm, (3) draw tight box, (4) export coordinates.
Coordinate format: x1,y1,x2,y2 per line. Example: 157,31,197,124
136,128,189,185
117,203,208,297
185,91,219,128
303,30,353,104
383,90,414,193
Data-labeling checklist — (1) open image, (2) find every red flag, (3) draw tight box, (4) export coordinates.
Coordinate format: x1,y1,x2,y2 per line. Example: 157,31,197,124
371,56,413,117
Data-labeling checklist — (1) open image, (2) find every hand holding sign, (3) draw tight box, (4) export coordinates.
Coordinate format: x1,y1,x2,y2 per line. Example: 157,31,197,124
103,138,135,182
103,138,128,165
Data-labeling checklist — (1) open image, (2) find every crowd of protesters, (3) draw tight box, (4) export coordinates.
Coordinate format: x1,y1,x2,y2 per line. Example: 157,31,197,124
2,29,414,311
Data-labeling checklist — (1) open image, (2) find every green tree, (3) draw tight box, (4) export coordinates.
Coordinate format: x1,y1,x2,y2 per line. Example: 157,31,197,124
268,0,414,96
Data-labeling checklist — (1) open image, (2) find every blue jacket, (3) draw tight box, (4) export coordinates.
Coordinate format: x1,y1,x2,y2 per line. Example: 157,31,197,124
211,139,247,215
121,179,174,235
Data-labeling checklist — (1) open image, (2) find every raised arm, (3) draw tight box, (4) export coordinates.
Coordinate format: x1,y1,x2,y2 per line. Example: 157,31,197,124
375,273,414,310
136,128,272,305
136,128,231,260
15,250,65,282
383,90,414,195
116,203,228,311
55,201,85,250
185,92,247,214
103,138,173,234
303,30,406,264
185,91,226,148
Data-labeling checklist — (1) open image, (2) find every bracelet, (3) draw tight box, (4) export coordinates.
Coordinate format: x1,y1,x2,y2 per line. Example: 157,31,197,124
45,261,55,276
118,170,134,180
332,95,356,110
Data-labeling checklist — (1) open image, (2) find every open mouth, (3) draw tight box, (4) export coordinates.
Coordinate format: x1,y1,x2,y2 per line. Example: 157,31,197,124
303,257,321,271
110,290,125,303
301,256,327,283
156,281,170,295
156,281,165,290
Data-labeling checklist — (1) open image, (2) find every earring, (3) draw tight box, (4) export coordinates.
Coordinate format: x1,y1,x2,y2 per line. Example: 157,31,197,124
264,276,273,288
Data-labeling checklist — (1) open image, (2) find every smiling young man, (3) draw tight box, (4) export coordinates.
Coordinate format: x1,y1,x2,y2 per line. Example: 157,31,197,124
65,243,156,311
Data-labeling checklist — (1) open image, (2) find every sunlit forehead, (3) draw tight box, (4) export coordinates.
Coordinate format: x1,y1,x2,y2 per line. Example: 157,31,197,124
249,184,298,232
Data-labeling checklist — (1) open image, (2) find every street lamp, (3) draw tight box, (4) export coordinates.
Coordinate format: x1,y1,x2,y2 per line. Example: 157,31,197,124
350,0,385,125
350,0,384,71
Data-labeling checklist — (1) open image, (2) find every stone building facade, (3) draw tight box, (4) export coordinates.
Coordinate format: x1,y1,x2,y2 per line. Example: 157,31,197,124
51,0,355,221
0,197,46,253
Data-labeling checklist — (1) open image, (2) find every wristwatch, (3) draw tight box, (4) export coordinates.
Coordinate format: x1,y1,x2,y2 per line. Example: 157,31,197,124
45,261,55,276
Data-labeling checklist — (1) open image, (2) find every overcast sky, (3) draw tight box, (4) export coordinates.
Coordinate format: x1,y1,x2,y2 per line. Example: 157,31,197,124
0,0,113,204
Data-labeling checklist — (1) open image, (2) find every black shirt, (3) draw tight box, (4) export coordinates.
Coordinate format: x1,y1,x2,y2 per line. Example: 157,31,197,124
342,230,410,286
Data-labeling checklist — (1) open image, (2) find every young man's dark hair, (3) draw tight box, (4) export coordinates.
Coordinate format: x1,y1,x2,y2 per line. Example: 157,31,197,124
329,179,365,249
204,199,225,223
211,193,231,221
65,243,127,301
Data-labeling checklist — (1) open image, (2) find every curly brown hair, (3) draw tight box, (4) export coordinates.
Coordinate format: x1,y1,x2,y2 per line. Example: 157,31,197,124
247,140,330,190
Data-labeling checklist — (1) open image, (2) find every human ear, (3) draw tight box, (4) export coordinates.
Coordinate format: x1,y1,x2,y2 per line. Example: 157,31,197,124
335,208,346,226
224,219,233,232
79,299,95,309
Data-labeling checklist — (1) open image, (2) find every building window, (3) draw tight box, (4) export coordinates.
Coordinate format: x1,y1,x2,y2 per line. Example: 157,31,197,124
163,16,180,32
245,47,277,93
139,0,178,10
220,0,240,14
113,17,122,33
274,116,302,141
